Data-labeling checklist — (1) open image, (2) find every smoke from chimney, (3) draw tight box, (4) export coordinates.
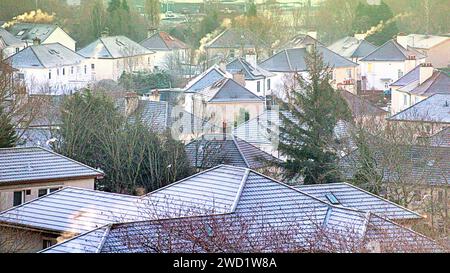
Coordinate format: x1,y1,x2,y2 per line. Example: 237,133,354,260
2,9,55,29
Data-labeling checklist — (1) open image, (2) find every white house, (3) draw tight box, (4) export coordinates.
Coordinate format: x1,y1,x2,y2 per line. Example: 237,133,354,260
140,31,189,70
0,28,26,59
359,39,426,91
390,63,450,114
5,23,76,51
78,35,155,81
7,42,92,95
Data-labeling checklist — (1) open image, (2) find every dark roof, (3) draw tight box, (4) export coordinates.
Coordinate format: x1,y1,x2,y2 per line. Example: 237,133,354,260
185,134,280,169
0,28,25,46
40,166,443,253
78,36,152,59
429,127,450,147
6,23,60,42
0,147,103,184
295,183,421,220
226,57,274,80
328,37,377,59
259,46,357,73
410,70,450,96
340,90,388,117
390,65,421,87
205,28,267,49
140,31,189,51
388,94,450,124
340,144,450,186
360,40,426,62
184,65,229,93
7,43,84,69
17,127,56,149
278,34,322,51
199,78,263,103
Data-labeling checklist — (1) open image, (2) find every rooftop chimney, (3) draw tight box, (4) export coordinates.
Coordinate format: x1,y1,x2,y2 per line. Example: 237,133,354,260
125,92,139,116
396,33,409,49
306,31,318,40
419,63,434,85
245,49,257,67
101,28,110,38
32,37,41,46
232,71,246,86
147,26,157,38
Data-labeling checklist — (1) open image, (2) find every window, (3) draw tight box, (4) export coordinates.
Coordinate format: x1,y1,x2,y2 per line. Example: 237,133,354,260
91,64,95,70
267,78,271,90
62,68,65,75
347,69,352,79
71,66,74,74
38,187,60,197
367,63,373,73
230,49,235,58
325,193,340,205
43,238,56,249
398,69,403,79
18,73,24,80
57,69,59,76
257,81,261,93
244,111,250,122
84,65,87,74
13,191,23,207
25,190,31,195
15,48,20,53
49,70,52,79
403,94,408,106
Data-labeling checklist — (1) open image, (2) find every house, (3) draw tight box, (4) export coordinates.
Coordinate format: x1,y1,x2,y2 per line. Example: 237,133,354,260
259,45,358,94
5,23,76,51
140,31,190,70
0,147,104,212
388,93,450,135
359,39,426,91
340,89,388,121
6,42,92,94
396,33,450,68
276,33,321,52
390,64,450,114
36,165,444,253
184,134,281,170
0,28,26,59
225,53,275,99
204,28,268,66
189,78,265,133
77,35,155,81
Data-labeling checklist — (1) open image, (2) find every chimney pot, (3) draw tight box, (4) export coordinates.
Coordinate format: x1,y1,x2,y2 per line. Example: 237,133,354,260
33,37,41,46
232,71,246,86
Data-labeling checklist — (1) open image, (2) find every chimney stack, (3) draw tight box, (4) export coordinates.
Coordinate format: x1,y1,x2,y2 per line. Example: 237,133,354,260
306,31,318,40
147,26,157,38
32,37,41,46
419,63,434,85
245,49,257,67
396,33,409,49
101,27,110,38
232,71,246,86
125,92,139,116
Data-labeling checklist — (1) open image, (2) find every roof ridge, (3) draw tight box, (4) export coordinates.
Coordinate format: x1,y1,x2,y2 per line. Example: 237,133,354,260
231,135,250,168
229,168,250,212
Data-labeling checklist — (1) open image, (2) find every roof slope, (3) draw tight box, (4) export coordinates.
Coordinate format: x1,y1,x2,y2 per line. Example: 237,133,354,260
260,46,357,73
390,65,420,87
78,36,152,59
0,187,143,234
410,70,450,96
184,65,230,93
429,127,450,147
278,34,322,51
361,39,426,62
388,94,450,123
401,34,450,49
7,43,84,68
205,28,267,49
198,78,263,103
6,23,59,42
0,28,25,46
295,183,421,220
185,134,280,169
0,147,103,184
41,166,443,253
226,57,274,80
340,90,388,117
328,37,377,59
140,31,189,51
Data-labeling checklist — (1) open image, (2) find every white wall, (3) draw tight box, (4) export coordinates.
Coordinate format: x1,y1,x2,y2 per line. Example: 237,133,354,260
88,54,154,81
18,60,92,94
1,44,26,59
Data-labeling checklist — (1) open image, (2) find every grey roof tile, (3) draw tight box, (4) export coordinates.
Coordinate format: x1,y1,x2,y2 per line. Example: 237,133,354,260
205,28,267,49
0,147,103,184
226,57,274,80
260,46,357,72
199,78,263,102
328,37,377,59
6,23,59,42
360,39,426,62
0,28,25,46
78,36,152,59
140,31,189,51
391,65,421,87
184,65,229,93
388,94,450,123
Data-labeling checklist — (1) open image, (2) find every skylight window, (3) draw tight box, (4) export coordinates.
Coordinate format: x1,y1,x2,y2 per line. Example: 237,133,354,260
17,30,25,36
325,193,340,205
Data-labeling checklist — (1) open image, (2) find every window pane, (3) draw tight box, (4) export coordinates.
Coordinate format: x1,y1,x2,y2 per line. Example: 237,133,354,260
38,189,48,197
13,191,23,206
